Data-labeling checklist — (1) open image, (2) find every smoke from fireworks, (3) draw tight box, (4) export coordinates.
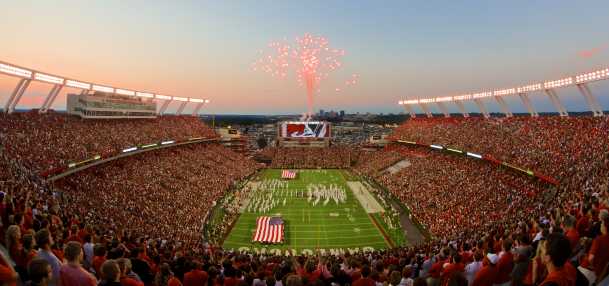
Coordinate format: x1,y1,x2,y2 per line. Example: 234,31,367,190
253,33,357,117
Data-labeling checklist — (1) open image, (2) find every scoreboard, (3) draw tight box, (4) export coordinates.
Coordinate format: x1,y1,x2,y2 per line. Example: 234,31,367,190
279,121,331,138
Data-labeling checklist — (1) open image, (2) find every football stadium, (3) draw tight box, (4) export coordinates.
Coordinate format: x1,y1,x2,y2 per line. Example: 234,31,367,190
1,2,609,286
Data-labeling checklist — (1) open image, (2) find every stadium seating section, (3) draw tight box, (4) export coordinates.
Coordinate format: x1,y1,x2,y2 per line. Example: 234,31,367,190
1,114,608,285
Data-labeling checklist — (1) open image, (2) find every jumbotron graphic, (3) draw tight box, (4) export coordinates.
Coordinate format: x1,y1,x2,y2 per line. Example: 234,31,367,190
253,33,357,118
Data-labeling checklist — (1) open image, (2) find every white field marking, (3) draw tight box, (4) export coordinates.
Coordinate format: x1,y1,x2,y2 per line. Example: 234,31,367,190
346,181,384,213
225,233,383,240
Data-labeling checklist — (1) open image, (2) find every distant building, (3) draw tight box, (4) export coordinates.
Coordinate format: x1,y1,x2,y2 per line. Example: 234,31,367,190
319,109,325,116
340,110,345,117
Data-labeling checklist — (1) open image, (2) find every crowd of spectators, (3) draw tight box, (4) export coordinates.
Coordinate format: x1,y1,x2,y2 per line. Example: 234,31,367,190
1,114,609,286
0,111,217,173
390,116,609,191
268,147,360,169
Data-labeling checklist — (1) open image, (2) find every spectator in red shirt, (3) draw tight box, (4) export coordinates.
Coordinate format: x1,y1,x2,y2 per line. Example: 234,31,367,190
0,249,18,286
563,215,579,252
353,266,375,286
472,253,498,286
183,261,208,286
588,219,609,282
494,239,514,286
58,241,97,286
117,258,143,286
539,233,576,286
92,244,107,279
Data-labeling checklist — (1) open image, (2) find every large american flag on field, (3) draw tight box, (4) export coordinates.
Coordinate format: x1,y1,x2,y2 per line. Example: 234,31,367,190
281,170,296,179
252,216,284,243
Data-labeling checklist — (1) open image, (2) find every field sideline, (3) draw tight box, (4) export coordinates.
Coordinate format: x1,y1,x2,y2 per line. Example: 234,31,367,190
222,169,400,254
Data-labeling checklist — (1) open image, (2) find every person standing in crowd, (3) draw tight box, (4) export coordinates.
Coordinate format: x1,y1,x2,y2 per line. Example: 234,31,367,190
472,254,498,286
538,233,576,286
117,258,144,286
59,241,97,286
27,259,52,286
99,260,123,286
183,261,208,286
34,229,61,286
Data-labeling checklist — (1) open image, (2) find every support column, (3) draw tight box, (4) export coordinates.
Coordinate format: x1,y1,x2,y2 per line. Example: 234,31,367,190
403,105,416,118
473,99,490,118
418,103,432,118
192,103,204,116
494,96,513,117
454,101,469,118
158,100,172,115
4,79,27,113
40,85,64,113
435,102,450,118
576,83,603,117
518,93,538,117
176,101,188,115
544,89,568,117
7,79,32,114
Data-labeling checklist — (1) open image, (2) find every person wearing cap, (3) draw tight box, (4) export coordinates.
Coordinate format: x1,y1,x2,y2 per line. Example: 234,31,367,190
538,233,576,286
471,253,498,286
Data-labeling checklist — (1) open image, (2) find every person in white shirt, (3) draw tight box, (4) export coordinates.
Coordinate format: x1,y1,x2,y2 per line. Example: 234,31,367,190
465,250,483,286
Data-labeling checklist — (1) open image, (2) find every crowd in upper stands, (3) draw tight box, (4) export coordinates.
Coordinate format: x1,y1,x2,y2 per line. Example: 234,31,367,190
267,147,359,169
1,114,609,286
0,111,217,173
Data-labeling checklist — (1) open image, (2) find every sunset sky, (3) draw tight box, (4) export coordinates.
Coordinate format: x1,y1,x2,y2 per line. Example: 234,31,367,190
1,0,608,115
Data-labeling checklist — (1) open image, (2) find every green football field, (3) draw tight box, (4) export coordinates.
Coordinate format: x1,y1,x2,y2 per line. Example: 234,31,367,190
223,169,396,254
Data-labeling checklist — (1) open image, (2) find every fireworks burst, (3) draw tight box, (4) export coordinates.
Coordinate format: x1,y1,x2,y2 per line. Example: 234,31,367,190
253,33,357,117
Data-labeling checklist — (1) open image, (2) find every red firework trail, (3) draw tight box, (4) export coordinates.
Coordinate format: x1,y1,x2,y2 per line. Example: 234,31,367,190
253,33,357,116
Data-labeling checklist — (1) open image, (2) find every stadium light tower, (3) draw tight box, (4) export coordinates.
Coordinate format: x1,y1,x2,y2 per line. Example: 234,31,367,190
1,62,33,114
418,98,433,118
398,100,416,118
574,68,607,117
155,94,173,115
190,98,209,116
516,84,541,117
543,77,572,117
434,96,452,118
452,95,470,118
174,97,189,115
472,92,492,118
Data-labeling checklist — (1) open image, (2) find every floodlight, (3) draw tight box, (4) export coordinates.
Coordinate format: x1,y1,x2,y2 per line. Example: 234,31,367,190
136,92,154,98
493,88,515,96
435,96,453,102
173,96,188,102
92,85,114,93
66,80,91,90
0,63,32,78
516,83,542,93
116,89,135,96
472,92,492,99
575,68,609,83
204,99,210,103
155,94,172,100
544,77,573,89
189,98,204,103
34,73,64,84
453,94,471,101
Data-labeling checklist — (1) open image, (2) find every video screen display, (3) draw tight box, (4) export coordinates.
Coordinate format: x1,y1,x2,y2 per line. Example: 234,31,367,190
280,121,331,138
